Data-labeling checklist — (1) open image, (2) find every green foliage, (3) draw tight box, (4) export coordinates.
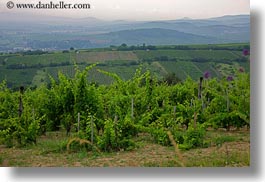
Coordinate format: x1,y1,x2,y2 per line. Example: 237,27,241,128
0,81,18,120
179,124,206,150
173,131,185,144
0,43,249,88
0,106,41,147
204,72,250,130
0,58,250,151
149,127,170,146
97,116,137,152
97,119,118,152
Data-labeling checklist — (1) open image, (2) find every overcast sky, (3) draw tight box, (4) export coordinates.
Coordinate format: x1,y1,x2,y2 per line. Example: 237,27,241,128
0,0,250,21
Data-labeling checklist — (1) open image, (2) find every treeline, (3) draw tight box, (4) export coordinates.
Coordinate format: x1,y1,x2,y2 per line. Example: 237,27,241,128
110,44,157,51
109,43,250,51
6,61,71,69
97,60,139,67
162,45,250,51
1,43,250,55
141,56,248,64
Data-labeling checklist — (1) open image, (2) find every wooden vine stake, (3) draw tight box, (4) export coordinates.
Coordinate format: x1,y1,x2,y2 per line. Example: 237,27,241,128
91,117,94,145
226,88,230,112
18,86,24,118
114,115,118,147
192,99,197,129
226,88,230,131
193,112,197,129
131,98,134,119
32,108,35,121
173,106,176,122
195,77,203,129
77,112,80,133
198,77,203,100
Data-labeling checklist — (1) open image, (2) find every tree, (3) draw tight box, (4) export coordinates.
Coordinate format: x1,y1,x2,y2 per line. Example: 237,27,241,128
121,43,127,47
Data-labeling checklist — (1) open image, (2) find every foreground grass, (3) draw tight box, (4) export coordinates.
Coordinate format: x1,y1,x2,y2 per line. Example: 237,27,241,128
0,130,250,167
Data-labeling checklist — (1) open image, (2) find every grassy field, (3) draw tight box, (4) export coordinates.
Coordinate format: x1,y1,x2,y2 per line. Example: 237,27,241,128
75,51,138,64
5,53,71,67
0,129,249,167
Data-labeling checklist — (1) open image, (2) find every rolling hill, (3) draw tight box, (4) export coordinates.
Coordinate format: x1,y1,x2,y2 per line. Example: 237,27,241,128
0,14,250,52
0,43,250,89
90,28,221,46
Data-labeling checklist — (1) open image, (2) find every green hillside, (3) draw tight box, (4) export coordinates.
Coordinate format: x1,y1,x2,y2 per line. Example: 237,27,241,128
0,43,249,88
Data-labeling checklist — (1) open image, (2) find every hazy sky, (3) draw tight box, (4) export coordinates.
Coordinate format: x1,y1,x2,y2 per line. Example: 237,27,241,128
0,0,250,20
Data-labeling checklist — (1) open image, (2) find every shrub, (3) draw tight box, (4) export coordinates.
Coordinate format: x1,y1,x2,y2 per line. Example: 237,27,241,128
149,127,170,146
179,124,206,150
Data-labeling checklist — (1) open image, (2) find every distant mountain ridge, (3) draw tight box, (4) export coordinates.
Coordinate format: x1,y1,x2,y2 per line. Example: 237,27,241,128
0,13,250,52
90,28,221,46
